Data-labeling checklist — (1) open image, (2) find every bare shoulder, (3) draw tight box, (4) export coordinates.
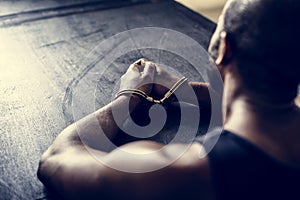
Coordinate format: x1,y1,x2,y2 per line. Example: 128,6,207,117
97,141,215,199
38,141,216,200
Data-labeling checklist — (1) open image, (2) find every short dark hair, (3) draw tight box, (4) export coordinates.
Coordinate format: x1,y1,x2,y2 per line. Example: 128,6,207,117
224,0,300,103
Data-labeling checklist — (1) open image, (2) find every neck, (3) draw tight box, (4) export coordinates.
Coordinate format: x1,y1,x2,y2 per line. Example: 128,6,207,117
222,72,299,133
219,65,300,165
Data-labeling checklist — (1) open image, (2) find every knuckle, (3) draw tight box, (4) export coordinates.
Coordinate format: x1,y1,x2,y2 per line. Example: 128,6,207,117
145,61,152,65
146,62,156,69
150,64,156,71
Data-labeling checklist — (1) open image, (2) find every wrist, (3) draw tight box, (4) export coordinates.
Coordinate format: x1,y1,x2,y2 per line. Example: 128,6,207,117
166,81,192,103
114,93,142,111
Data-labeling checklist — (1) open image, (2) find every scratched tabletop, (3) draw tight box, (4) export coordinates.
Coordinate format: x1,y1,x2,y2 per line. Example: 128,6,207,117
0,0,215,199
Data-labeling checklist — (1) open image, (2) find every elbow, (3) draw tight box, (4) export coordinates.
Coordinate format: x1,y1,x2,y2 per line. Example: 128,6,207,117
37,150,51,183
37,145,61,185
37,129,71,182
37,161,45,183
37,153,64,199
37,150,64,194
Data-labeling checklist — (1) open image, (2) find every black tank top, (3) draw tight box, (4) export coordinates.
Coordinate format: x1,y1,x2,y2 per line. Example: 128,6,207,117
197,129,300,200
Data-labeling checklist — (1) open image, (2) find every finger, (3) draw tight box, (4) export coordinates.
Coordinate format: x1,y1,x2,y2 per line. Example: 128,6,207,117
142,62,156,80
134,58,149,66
128,63,140,72
140,58,149,67
135,58,148,72
128,59,153,73
129,58,148,72
153,63,164,73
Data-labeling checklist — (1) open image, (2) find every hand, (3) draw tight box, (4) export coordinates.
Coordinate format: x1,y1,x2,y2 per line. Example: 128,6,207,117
119,59,156,95
153,63,181,98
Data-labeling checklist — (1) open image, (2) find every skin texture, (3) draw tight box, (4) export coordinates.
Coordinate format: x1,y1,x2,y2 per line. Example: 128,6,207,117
38,0,300,199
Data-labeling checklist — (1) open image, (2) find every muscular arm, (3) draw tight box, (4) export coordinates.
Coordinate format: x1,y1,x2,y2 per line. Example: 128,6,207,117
178,81,218,109
38,95,214,200
38,60,215,199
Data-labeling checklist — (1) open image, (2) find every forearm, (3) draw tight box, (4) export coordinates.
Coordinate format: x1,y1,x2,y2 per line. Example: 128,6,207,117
95,95,140,141
189,82,212,108
45,95,140,155
173,81,214,109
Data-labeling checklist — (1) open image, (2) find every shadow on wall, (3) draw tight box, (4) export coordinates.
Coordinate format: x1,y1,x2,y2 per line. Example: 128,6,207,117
176,0,227,22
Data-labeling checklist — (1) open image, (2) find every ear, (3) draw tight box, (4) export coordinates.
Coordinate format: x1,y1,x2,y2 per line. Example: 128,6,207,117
215,32,233,66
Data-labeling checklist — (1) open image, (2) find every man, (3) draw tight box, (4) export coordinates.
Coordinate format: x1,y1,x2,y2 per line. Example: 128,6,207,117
38,0,300,199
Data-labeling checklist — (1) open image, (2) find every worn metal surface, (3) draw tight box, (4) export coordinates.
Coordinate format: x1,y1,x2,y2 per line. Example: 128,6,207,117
0,0,215,199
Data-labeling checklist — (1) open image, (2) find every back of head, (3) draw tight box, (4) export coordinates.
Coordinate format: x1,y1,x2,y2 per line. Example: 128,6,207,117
223,0,300,103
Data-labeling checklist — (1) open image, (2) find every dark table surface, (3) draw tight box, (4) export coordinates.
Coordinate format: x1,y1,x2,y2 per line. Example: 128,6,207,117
0,0,216,199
